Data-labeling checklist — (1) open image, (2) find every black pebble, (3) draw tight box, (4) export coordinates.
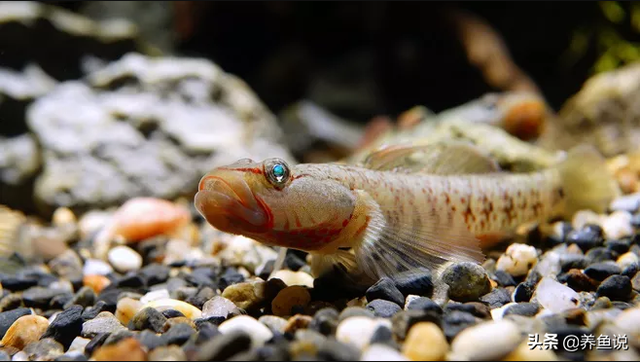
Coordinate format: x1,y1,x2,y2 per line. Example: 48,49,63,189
317,339,360,361
84,333,110,358
503,302,540,317
219,268,245,290
566,224,604,252
104,330,135,345
0,308,32,339
196,331,252,361
115,274,146,289
596,275,632,301
479,288,511,309
584,262,621,281
41,305,84,350
82,301,109,320
284,251,307,272
54,353,88,361
366,299,402,318
585,247,615,263
513,280,536,302
185,287,216,309
560,255,590,273
393,268,434,297
369,325,398,349
445,302,490,319
493,270,516,287
96,288,122,313
139,264,169,286
631,214,640,228
161,323,196,346
0,275,37,292
365,277,405,307
136,330,164,351
22,287,72,309
129,307,167,333
196,323,220,345
195,316,226,328
161,309,185,319
338,306,375,321
66,287,97,309
184,268,218,289
622,263,640,278
391,309,442,340
406,297,443,315
310,307,339,335
443,311,479,340
605,239,631,254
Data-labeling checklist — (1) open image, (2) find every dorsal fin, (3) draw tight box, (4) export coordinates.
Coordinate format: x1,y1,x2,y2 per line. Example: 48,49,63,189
361,141,501,175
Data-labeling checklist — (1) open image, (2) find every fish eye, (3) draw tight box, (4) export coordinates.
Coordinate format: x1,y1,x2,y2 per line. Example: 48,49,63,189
264,159,290,188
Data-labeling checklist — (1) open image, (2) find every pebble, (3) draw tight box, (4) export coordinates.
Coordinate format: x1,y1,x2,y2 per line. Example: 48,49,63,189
601,211,634,240
362,344,409,361
609,192,640,213
161,323,195,346
401,322,448,361
336,316,391,351
142,298,202,320
596,275,632,301
91,337,147,361
22,286,71,309
82,275,111,294
107,246,143,273
68,337,91,354
221,280,268,312
405,296,443,314
218,315,274,348
309,308,339,336
450,320,522,360
202,296,240,319
571,211,601,230
366,277,405,307
129,307,167,333
493,270,517,287
633,272,640,292
559,269,599,292
533,277,580,313
392,310,442,341
441,262,491,302
258,315,288,333
271,286,311,317
0,308,32,340
10,351,27,361
115,297,143,325
503,340,558,361
584,262,621,281
41,305,84,350
479,288,512,309
81,312,127,337
393,268,434,297
566,224,604,251
366,299,402,318
0,315,49,349
195,331,252,361
148,345,187,361
82,259,113,276
23,338,64,360
617,252,639,270
268,270,314,288
503,303,540,317
339,306,375,321
496,243,538,277
284,314,313,334
139,289,170,305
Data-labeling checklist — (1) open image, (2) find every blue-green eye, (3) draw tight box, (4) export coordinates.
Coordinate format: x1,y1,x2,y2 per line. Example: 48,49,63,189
265,159,290,187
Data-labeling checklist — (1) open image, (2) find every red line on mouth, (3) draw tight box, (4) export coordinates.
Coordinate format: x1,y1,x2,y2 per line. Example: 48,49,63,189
253,193,274,229
218,167,263,174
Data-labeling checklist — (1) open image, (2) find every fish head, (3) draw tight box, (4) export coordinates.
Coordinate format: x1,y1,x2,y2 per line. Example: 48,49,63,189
195,158,356,250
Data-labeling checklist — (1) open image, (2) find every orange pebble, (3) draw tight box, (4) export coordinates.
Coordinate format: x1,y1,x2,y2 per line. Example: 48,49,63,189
92,337,147,361
111,197,191,242
83,274,112,294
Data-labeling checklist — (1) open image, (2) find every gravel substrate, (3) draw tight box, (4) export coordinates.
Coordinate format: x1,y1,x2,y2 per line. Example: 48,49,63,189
0,196,639,361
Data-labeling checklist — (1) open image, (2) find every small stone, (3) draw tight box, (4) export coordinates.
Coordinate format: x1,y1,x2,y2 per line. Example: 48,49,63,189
148,345,187,361
558,269,599,292
160,323,195,346
450,320,522,360
218,268,245,290
441,262,492,302
566,224,604,252
162,316,196,332
258,315,287,333
339,306,375,321
284,314,313,335
0,308,32,340
393,268,434,297
560,254,589,272
366,277,405,307
362,344,409,361
23,338,64,360
81,312,126,338
82,275,111,295
479,288,512,309
108,246,143,273
602,211,634,240
369,325,394,346
41,305,84,350
218,315,274,348
82,301,109,321
268,270,314,288
128,307,167,333
82,259,113,276
91,337,147,361
503,340,558,361
142,298,202,320
617,252,639,270
445,302,490,319
68,337,91,354
401,322,448,361
586,247,616,263
606,238,631,254
0,315,49,349
271,286,311,317
309,308,339,336
533,277,580,313
115,297,143,326
336,316,390,351
497,244,538,277
584,262,621,281
596,275,632,301
493,270,517,287
405,297,443,314
503,303,540,317
22,287,72,309
366,299,402,318
442,311,479,340
317,338,360,361
221,280,267,312
202,296,239,319
632,272,640,292
139,264,170,286
195,331,252,361
139,289,170,305
392,310,442,341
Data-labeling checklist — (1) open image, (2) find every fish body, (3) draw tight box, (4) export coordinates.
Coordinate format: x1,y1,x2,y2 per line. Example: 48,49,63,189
195,143,618,283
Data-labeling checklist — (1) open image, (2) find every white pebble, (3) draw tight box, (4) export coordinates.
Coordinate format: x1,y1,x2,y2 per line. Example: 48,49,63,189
83,259,113,276
108,246,142,273
269,270,314,288
490,302,518,321
11,351,28,361
532,251,561,279
140,289,170,305
572,210,602,230
609,192,640,213
78,210,112,240
68,337,91,353
532,277,580,314
496,243,538,277
361,344,409,361
202,296,239,319
336,316,391,351
449,320,522,361
218,315,274,348
602,211,634,240
617,252,639,270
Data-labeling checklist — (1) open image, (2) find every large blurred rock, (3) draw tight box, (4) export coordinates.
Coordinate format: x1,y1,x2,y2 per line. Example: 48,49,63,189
25,53,293,216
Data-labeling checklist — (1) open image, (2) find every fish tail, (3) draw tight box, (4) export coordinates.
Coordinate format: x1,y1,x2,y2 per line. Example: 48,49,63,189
558,144,620,217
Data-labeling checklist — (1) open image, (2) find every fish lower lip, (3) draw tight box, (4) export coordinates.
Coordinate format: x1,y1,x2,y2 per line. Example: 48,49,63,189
194,190,266,227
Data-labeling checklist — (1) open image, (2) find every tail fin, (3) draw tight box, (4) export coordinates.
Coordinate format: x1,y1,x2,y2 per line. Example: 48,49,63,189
559,145,620,217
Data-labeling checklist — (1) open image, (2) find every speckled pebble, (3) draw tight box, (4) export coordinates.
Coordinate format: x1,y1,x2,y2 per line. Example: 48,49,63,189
401,322,448,361
366,299,402,318
221,280,267,312
496,244,538,277
597,275,632,301
202,296,240,319
81,312,126,337
23,338,64,361
441,262,492,302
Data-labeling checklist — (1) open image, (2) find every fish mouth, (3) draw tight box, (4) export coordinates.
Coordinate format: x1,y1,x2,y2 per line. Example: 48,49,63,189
194,171,269,233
